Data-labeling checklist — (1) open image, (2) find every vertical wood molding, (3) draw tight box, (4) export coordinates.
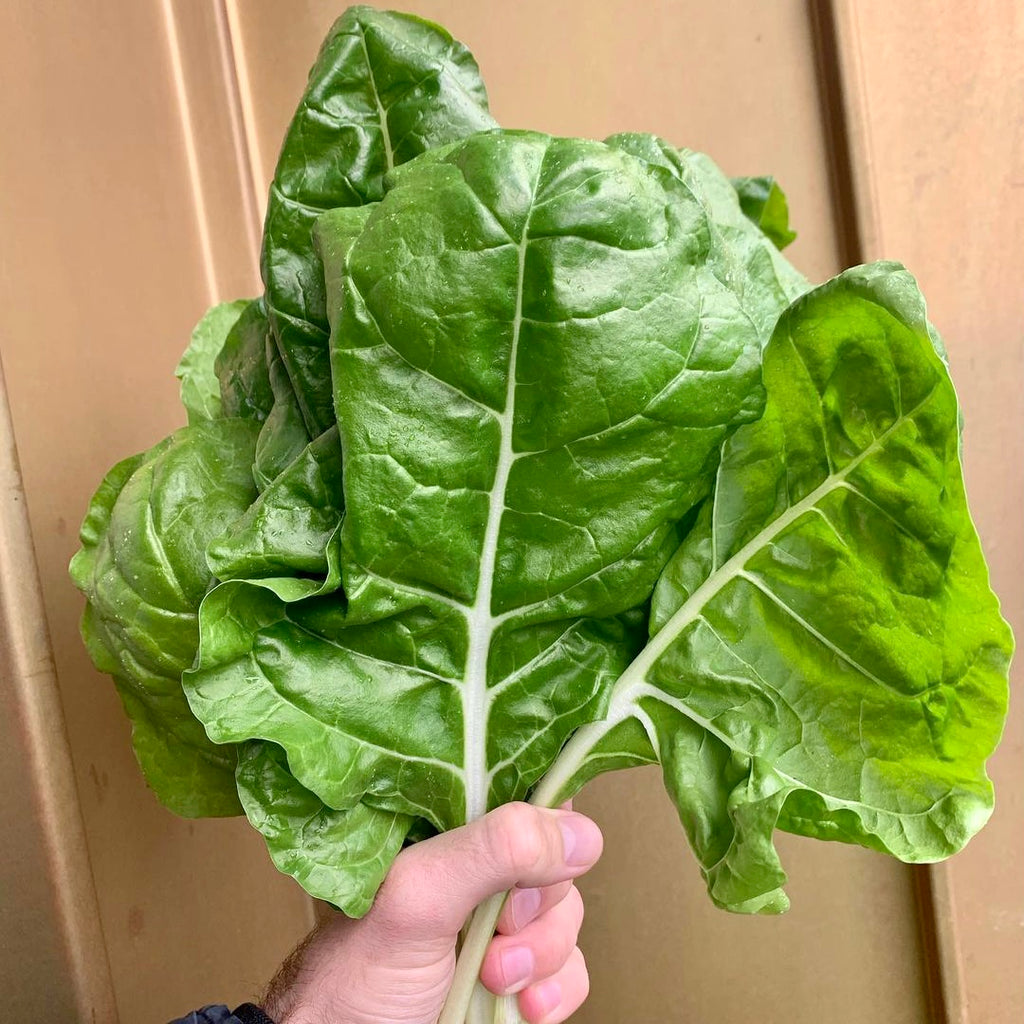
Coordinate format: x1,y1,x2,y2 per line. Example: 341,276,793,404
816,0,884,261
216,0,266,244
914,864,970,1024
0,352,119,1024
160,0,220,304
160,0,264,299
811,4,970,1022
223,0,270,225
807,0,865,270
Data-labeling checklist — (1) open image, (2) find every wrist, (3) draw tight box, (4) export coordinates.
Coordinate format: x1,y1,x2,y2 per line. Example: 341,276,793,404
260,995,311,1024
233,1005,277,1024
269,1012,313,1024
261,1000,314,1024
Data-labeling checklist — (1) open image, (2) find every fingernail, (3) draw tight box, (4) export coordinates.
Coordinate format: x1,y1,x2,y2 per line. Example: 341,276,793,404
511,887,542,929
559,814,602,867
500,945,534,993
530,978,562,1019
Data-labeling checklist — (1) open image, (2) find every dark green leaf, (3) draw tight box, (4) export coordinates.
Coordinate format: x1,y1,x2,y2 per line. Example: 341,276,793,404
216,298,275,422
262,6,497,437
250,208,378,493
252,333,313,492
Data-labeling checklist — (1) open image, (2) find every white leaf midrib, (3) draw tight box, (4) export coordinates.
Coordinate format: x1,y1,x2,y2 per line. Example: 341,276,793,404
462,219,531,822
357,27,394,173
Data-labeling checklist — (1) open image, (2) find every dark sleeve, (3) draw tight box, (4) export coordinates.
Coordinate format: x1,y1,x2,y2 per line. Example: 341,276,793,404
167,1008,236,1024
168,1004,275,1024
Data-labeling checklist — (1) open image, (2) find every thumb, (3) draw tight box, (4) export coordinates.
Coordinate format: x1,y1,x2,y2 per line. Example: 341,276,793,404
370,803,602,941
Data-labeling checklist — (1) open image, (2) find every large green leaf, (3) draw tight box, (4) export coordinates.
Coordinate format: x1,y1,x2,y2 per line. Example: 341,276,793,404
203,426,422,906
262,5,497,437
70,419,260,816
540,263,1012,912
185,131,777,851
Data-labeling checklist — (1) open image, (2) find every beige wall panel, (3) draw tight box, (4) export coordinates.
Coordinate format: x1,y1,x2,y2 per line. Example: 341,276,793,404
229,3,930,1021
0,2,313,1021
835,3,1024,1021
578,769,930,1024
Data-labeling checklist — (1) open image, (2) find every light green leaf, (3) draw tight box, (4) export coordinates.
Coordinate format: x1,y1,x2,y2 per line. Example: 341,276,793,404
547,262,1012,912
175,299,249,424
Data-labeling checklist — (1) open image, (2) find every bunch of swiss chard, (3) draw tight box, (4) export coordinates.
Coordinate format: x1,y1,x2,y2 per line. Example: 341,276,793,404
71,7,1012,1022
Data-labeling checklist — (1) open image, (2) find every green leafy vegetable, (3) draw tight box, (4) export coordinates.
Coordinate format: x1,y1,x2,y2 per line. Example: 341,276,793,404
70,9,1011,1019
186,128,778,834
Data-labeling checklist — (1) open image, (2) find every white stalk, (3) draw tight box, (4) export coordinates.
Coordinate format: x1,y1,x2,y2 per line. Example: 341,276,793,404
462,225,529,823
439,893,507,1024
442,222,533,1024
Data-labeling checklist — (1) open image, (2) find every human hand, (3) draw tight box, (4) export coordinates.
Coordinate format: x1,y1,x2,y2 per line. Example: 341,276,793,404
262,802,603,1024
